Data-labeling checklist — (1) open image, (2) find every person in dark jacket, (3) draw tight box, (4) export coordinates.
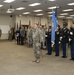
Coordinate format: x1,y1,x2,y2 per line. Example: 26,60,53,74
60,22,69,58
55,25,60,56
69,24,74,61
45,26,52,55
20,26,25,45
16,27,20,44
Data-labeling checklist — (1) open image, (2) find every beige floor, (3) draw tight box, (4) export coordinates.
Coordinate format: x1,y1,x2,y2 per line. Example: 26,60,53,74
0,41,74,75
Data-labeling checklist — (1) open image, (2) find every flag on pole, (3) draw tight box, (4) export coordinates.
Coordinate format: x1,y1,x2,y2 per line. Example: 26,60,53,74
51,11,58,45
17,22,18,29
55,6,58,19
20,20,21,27
29,20,31,25
14,22,16,32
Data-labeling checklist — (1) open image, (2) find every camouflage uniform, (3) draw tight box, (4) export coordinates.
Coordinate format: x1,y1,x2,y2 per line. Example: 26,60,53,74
33,28,42,59
27,28,33,47
41,28,46,49
8,29,13,41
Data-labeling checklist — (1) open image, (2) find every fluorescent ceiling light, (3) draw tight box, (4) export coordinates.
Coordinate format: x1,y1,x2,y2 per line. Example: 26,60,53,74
8,8,15,12
0,5,3,7
29,3,41,7
33,9,42,12
60,13,68,15
48,0,56,1
48,6,59,9
63,9,73,12
4,0,15,3
58,16,65,18
67,3,74,6
23,12,30,14
16,7,25,10
6,10,12,13
6,8,15,13
66,17,73,19
36,13,43,16
70,15,74,17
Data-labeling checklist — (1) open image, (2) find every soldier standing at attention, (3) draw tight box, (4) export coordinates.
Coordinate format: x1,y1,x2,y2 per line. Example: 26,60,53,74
16,27,20,45
38,25,44,49
20,26,25,45
27,25,33,47
60,22,69,58
8,28,13,41
69,24,74,61
55,25,60,56
32,24,42,63
45,26,52,55
24,27,28,44
40,26,46,49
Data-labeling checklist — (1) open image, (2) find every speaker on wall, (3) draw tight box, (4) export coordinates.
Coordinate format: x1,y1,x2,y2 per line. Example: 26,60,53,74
10,15,12,17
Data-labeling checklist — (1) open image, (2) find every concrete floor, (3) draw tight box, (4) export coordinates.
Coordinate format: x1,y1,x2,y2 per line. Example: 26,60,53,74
0,41,74,75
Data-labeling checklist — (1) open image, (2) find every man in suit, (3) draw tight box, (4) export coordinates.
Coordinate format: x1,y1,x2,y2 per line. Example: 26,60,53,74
20,26,25,45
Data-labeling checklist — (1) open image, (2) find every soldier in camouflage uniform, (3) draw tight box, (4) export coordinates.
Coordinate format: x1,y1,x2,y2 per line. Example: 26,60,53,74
32,24,42,63
37,25,43,48
27,25,33,47
40,26,46,49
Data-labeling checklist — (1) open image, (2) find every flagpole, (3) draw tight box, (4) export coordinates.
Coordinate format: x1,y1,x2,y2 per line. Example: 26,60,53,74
55,4,58,19
51,9,58,48
51,9,54,48
20,20,21,27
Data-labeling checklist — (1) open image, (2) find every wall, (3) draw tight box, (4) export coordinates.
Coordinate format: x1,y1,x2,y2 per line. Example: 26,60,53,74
68,19,73,29
15,15,48,27
0,14,73,39
0,15,15,39
58,19,73,28
16,15,73,29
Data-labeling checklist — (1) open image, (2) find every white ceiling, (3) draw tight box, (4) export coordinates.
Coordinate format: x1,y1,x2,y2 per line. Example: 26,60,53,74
0,0,74,18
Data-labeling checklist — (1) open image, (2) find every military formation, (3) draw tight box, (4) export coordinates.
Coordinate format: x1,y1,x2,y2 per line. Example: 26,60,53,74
15,22,74,63
45,22,74,61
